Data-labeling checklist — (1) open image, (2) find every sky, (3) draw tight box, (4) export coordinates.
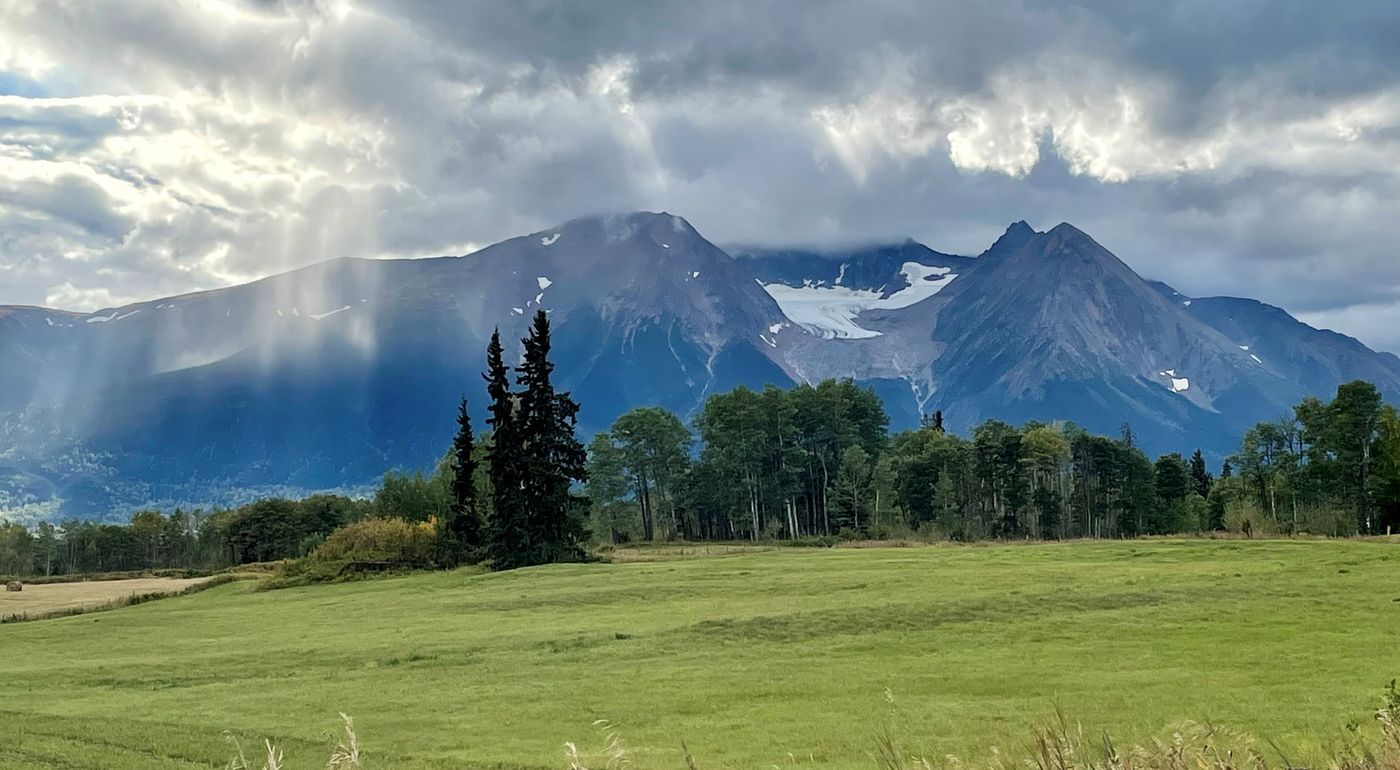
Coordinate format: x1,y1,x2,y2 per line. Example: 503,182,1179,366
2,1,1399,351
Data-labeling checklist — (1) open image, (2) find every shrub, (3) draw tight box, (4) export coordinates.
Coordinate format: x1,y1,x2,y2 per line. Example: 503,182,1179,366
1297,504,1358,537
311,518,438,566
1224,500,1273,537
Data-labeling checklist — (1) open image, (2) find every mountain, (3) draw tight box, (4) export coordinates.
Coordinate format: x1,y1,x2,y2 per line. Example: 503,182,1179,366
1149,282,1400,401
879,223,1307,451
3,212,1397,521
0,212,793,520
760,223,1399,452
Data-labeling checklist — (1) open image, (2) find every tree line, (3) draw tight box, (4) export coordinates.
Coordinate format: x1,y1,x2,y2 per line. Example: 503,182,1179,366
584,379,1400,542
5,373,1399,578
1218,380,1400,536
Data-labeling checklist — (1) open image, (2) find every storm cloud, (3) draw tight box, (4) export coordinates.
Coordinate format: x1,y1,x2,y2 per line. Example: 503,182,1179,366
2,0,1399,349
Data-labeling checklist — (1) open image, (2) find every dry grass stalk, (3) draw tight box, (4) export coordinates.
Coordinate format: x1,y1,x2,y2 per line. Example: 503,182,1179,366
222,686,1400,770
328,712,362,769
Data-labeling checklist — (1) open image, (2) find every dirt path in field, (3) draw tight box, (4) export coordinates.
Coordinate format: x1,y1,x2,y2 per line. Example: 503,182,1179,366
0,577,213,619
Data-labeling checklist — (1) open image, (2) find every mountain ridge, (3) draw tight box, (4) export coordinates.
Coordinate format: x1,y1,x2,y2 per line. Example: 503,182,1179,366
2,212,1396,520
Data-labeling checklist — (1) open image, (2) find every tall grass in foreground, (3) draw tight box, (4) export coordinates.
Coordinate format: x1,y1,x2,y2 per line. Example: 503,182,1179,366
223,684,1400,770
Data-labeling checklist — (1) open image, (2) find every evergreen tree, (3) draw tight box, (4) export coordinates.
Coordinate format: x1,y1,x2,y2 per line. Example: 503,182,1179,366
1189,449,1213,499
484,329,529,568
515,310,588,565
443,397,483,563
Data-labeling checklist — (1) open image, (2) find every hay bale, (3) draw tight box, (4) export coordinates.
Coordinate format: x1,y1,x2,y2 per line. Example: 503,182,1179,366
5,581,21,592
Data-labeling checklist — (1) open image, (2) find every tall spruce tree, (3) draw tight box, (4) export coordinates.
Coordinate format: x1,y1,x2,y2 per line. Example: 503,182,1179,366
443,397,482,563
1188,448,1213,499
515,310,588,565
484,329,529,568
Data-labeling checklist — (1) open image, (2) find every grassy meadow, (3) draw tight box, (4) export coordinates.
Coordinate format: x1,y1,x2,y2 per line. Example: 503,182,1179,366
2,539,1398,769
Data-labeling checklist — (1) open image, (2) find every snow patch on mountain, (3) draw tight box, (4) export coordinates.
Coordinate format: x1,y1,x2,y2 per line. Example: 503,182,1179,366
1159,370,1191,392
759,262,958,339
311,306,352,321
541,233,561,246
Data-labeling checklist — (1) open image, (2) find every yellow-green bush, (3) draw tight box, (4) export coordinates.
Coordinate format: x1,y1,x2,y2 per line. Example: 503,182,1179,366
1224,499,1273,537
312,517,438,565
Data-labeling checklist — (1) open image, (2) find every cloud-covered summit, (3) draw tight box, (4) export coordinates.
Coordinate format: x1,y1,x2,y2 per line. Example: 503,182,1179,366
2,0,1398,349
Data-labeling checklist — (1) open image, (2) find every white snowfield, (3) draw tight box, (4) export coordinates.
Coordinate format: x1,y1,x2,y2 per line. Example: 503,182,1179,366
1158,370,1191,393
540,233,561,246
760,262,957,339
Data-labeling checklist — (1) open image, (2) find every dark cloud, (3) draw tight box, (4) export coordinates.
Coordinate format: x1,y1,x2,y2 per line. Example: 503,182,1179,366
0,0,1397,351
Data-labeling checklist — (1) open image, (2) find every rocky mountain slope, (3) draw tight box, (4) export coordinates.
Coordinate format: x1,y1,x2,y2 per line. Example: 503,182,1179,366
0,213,793,519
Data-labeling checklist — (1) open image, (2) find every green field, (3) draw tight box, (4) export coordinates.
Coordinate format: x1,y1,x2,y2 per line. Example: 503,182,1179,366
2,540,1398,769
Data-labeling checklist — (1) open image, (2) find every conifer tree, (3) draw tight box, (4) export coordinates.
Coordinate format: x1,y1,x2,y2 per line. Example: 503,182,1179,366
1188,448,1213,499
443,397,482,563
515,310,588,565
484,329,529,568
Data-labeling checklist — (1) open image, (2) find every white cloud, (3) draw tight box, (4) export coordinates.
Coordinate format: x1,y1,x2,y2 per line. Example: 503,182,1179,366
1298,302,1400,355
0,0,1398,354
43,282,136,311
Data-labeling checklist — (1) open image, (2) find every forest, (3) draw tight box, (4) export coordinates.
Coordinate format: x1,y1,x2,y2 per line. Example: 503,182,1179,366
3,376,1399,578
585,378,1400,542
